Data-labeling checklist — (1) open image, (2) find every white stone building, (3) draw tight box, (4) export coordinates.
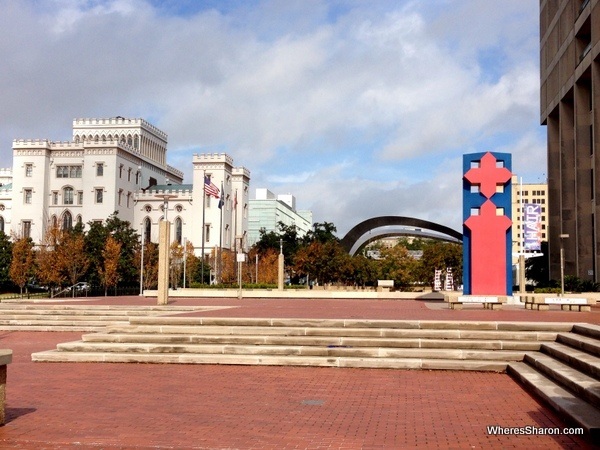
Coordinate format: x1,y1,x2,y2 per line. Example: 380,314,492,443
0,118,252,260
134,153,250,257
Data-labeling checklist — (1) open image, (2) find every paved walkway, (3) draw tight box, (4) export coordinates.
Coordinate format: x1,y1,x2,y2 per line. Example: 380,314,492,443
0,296,598,449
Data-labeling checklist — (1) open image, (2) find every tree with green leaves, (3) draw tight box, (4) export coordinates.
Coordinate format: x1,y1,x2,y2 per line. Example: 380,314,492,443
0,232,14,292
416,241,462,287
303,222,338,244
377,244,417,288
525,241,550,287
85,212,140,288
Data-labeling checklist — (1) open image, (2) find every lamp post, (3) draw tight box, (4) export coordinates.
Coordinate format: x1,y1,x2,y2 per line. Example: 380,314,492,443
154,193,177,305
560,234,569,296
182,237,187,289
139,223,145,296
278,238,284,291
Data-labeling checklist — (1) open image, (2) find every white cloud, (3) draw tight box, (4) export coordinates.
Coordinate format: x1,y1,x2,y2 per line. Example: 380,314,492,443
0,0,543,235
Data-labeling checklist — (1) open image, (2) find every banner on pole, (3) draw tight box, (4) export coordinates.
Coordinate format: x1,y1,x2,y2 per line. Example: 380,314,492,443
523,203,542,251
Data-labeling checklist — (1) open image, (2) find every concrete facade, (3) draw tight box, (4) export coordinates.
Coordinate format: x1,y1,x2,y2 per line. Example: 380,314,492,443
541,0,600,281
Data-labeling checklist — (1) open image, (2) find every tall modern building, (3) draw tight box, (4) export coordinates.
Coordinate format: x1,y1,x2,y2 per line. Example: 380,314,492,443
247,188,313,246
540,0,600,282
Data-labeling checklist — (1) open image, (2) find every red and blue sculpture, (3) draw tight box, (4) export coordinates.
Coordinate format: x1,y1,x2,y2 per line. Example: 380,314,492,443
463,152,513,295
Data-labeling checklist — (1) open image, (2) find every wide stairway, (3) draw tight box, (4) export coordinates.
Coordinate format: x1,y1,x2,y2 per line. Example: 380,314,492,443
32,317,569,370
29,317,600,439
508,323,600,440
0,305,224,332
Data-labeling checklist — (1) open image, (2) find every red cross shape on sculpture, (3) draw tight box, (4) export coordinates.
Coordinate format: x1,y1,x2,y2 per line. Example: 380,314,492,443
464,152,512,199
464,199,511,294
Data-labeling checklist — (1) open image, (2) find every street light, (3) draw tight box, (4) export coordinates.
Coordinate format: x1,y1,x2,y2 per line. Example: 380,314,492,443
154,194,177,222
560,234,569,296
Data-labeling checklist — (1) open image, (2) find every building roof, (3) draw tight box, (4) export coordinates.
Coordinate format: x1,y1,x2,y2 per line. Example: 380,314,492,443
147,184,193,193
0,183,12,192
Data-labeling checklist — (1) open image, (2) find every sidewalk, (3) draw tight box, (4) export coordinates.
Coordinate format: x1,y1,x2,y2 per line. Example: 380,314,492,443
0,296,596,449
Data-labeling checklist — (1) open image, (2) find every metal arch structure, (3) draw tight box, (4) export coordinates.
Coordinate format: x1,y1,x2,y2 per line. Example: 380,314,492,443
340,216,463,256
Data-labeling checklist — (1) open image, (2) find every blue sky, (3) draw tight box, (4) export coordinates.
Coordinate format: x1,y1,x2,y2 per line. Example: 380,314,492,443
0,0,543,235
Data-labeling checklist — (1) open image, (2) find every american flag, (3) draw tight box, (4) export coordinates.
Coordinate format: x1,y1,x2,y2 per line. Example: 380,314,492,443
204,175,220,198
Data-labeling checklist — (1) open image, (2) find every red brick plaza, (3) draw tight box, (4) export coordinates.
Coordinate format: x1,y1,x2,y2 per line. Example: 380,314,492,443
0,296,596,449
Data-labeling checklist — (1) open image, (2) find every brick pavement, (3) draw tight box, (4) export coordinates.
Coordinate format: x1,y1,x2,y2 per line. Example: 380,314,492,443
0,296,597,449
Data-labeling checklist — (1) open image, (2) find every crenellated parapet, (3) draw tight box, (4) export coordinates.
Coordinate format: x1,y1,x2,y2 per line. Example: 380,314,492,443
13,139,51,148
73,117,167,141
193,153,234,166
232,167,251,178
0,168,12,177
13,139,84,149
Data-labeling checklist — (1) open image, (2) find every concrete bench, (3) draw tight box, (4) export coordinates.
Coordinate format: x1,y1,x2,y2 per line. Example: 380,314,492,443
377,280,394,292
523,295,596,312
444,295,507,310
0,350,12,425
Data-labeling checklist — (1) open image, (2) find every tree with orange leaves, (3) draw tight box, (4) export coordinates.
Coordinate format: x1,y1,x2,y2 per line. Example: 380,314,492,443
99,235,121,296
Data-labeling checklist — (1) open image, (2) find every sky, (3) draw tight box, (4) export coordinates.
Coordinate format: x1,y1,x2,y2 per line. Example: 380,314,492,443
0,0,544,236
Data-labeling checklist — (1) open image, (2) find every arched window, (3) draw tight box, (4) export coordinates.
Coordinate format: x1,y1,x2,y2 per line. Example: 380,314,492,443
62,211,72,230
134,135,139,149
76,215,82,225
63,187,74,205
51,215,57,229
0,216,4,234
175,217,182,244
127,135,132,146
144,217,151,243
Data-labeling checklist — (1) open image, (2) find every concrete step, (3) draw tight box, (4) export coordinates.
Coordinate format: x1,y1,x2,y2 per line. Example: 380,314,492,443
31,350,509,371
573,323,600,342
558,332,600,359
0,315,132,322
0,319,128,327
524,351,600,408
53,340,527,361
542,341,600,380
0,310,179,317
508,361,600,442
0,305,208,312
81,332,544,351
128,316,574,332
101,324,559,341
0,325,110,332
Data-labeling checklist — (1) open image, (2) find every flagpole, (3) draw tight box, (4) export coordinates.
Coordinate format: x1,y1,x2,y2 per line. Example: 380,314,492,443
218,181,224,284
201,170,206,285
